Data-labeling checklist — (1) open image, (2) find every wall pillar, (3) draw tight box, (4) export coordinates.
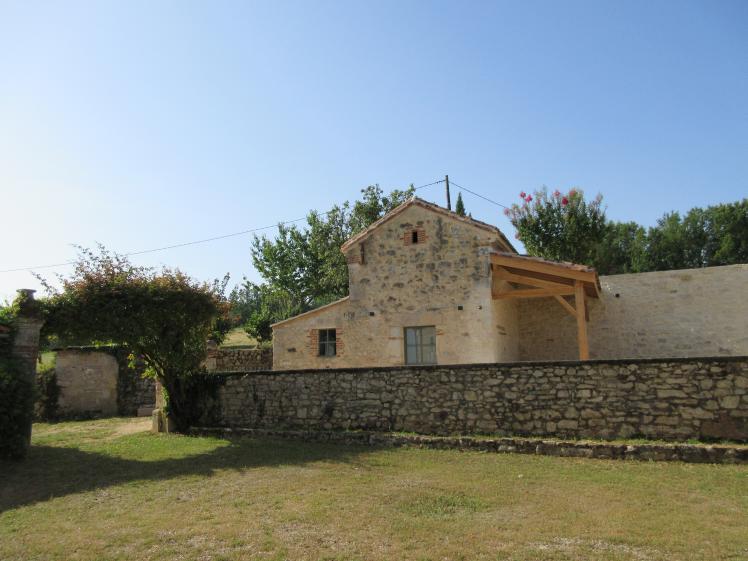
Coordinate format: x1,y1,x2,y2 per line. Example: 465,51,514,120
10,289,44,447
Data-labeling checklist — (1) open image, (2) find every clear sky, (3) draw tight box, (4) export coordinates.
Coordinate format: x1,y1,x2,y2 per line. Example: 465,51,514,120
1,0,746,301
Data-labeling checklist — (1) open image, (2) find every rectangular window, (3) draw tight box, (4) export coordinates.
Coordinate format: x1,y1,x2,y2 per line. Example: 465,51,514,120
404,326,436,365
318,328,337,357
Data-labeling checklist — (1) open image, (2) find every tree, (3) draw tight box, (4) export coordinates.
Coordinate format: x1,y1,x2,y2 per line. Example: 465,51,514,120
250,184,415,319
646,200,748,271
228,279,264,326
455,192,466,216
506,187,606,265
41,247,229,432
244,285,300,343
593,221,648,275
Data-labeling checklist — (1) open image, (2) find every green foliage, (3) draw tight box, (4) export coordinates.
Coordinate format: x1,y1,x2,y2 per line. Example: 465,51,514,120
507,187,606,265
508,190,746,274
0,357,34,460
455,192,466,216
646,200,748,271
228,279,263,326
35,354,60,421
243,285,301,342
249,184,415,328
0,306,15,357
40,246,230,432
593,221,649,275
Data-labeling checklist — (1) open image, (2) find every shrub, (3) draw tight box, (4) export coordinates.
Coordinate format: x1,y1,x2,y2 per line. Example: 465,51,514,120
35,354,60,421
41,246,230,432
0,357,35,460
506,187,606,265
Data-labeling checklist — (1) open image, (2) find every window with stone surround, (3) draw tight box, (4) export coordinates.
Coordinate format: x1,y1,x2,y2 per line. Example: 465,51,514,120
404,326,436,365
318,328,337,357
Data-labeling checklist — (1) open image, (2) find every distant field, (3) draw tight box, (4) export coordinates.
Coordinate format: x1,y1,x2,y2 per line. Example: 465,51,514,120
221,327,258,348
1,418,746,561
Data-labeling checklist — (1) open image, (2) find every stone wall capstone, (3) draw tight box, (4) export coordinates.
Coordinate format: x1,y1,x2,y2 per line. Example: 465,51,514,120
195,357,748,442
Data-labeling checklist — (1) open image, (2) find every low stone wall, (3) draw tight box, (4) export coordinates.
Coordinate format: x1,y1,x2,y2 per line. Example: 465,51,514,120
206,347,273,372
52,347,155,418
193,427,748,464
195,357,748,442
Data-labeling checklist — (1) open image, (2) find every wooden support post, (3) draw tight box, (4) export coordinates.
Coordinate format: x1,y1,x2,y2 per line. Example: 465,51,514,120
575,280,589,360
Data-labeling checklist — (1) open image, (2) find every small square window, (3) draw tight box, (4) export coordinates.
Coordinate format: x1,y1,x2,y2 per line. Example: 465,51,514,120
411,230,419,244
318,328,336,357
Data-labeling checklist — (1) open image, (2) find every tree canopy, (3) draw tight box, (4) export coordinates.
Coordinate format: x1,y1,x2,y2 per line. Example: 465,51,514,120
507,188,746,275
506,188,607,265
245,184,414,338
41,247,230,431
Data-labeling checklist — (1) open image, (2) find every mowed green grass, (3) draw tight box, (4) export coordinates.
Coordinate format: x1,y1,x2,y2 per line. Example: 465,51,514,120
220,327,258,348
1,419,746,561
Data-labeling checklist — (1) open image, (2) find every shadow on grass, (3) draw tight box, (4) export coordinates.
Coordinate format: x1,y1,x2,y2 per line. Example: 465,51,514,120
0,434,374,513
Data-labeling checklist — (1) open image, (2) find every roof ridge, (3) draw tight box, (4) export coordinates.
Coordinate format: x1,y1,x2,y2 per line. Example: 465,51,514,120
340,196,516,253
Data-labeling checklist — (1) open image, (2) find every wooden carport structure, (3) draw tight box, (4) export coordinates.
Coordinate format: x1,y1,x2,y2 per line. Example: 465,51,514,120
490,252,601,360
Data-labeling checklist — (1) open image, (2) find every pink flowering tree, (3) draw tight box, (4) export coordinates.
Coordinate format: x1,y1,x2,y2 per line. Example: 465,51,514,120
505,187,606,265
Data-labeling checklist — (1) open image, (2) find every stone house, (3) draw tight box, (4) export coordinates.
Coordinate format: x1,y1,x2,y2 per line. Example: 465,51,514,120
271,197,602,369
272,197,748,370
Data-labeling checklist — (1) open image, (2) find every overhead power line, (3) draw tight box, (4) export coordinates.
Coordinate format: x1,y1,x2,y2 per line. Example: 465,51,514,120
449,180,510,210
0,179,446,274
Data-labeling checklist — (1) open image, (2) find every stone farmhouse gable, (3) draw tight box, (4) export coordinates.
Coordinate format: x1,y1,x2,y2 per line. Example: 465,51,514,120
273,197,545,369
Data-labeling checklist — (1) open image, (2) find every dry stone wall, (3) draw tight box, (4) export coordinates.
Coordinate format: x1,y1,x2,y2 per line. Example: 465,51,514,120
206,347,272,372
197,357,748,442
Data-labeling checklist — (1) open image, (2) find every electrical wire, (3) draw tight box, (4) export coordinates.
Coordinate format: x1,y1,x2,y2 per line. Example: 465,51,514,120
449,180,510,210
0,179,446,273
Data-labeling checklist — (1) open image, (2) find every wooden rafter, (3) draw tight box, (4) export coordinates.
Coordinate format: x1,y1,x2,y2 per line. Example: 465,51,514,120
490,253,599,361
491,253,597,285
492,266,571,290
493,286,575,299
554,295,577,317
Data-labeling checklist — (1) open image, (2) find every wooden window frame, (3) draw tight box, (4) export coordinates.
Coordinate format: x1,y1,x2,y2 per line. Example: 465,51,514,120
318,328,337,357
404,325,436,365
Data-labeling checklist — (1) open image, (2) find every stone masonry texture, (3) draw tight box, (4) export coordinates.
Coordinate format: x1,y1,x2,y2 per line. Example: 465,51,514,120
273,196,748,370
54,348,155,417
273,202,519,370
520,264,748,361
196,357,748,442
205,347,273,372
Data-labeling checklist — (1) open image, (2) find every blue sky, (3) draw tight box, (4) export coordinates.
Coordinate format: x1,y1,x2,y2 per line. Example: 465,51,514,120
1,0,746,301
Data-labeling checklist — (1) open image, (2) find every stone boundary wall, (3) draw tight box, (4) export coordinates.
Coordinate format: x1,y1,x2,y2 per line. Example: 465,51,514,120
195,357,748,442
206,347,273,372
520,264,748,361
52,347,155,417
193,427,748,464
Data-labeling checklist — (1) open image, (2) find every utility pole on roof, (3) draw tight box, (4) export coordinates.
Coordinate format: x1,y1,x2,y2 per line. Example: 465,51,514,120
445,175,451,210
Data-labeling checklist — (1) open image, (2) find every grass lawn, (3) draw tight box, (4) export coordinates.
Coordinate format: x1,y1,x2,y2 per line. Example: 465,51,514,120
1,418,746,561
221,327,258,348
